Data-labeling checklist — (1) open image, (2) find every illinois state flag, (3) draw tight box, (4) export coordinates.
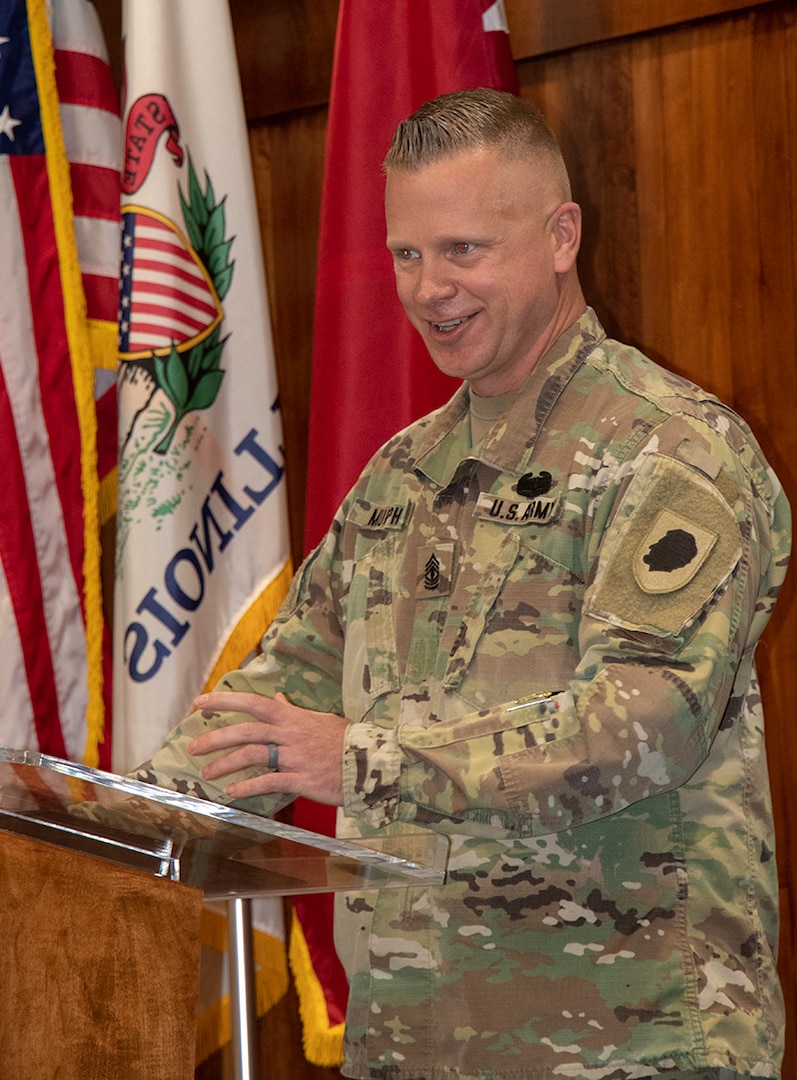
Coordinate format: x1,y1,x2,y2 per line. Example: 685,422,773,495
0,0,119,767
114,1,291,773
295,0,518,1066
115,0,292,1057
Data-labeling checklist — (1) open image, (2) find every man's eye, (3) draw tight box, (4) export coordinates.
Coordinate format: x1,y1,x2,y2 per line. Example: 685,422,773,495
453,242,474,255
396,248,419,260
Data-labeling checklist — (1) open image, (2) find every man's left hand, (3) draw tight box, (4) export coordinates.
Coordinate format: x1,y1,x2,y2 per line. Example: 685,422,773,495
187,691,347,805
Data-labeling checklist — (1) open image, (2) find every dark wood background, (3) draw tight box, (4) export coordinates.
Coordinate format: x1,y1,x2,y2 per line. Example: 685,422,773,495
94,2,797,1077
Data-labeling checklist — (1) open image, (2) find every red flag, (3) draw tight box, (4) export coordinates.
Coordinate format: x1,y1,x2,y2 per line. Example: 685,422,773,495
0,0,120,769
294,0,518,1065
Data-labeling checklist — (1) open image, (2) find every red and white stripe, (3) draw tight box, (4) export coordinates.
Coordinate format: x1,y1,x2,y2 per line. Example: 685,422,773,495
53,0,122,327
54,0,122,500
0,0,120,764
125,213,220,354
0,154,87,759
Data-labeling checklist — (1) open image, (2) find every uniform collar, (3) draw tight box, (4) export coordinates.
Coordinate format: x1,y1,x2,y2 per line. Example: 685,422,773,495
415,308,606,488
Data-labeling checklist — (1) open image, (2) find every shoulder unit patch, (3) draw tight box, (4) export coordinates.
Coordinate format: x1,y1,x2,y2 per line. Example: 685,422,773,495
634,509,717,594
587,454,742,636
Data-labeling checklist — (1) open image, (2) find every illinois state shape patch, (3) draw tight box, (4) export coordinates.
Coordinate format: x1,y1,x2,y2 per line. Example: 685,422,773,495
587,453,742,637
634,509,717,594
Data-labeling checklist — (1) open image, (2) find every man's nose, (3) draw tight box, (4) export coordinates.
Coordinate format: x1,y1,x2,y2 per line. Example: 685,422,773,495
413,256,457,305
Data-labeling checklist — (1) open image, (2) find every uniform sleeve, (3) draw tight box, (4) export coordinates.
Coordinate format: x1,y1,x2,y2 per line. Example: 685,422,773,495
341,419,791,837
131,519,348,815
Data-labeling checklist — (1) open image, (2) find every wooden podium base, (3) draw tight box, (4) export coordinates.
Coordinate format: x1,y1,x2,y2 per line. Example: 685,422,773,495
0,830,203,1080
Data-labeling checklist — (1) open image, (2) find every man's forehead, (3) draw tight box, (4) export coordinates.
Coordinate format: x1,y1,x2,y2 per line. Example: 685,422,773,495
386,143,524,180
385,150,550,230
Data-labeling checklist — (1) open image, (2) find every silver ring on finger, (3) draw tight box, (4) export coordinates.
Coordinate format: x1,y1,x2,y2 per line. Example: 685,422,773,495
267,743,279,771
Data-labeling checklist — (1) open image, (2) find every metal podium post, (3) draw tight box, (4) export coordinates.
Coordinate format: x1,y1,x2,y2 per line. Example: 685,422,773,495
228,897,259,1080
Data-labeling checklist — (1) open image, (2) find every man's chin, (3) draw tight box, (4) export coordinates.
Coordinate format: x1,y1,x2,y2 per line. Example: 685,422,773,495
423,338,480,378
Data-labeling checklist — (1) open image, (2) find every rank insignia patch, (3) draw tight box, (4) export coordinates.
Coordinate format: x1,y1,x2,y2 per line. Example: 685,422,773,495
416,542,455,597
634,509,717,594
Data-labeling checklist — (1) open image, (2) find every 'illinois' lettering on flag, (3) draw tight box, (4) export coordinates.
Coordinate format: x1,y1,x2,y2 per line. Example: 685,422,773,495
294,0,519,1066
0,0,119,768
115,0,293,1058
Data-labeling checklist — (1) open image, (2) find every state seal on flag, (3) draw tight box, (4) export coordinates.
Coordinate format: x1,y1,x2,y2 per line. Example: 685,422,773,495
117,157,233,466
116,156,236,556
118,206,223,362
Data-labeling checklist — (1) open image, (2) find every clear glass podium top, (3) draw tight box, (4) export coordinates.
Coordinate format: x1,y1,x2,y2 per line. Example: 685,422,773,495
0,748,447,900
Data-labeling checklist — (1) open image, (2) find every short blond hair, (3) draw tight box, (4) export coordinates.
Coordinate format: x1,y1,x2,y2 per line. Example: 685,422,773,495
384,88,571,199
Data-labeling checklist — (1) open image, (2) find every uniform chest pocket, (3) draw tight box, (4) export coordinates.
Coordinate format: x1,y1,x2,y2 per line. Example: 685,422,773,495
442,526,520,691
443,528,584,707
346,534,400,699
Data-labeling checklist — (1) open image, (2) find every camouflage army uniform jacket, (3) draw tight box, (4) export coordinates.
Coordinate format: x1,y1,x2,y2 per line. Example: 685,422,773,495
139,309,791,1080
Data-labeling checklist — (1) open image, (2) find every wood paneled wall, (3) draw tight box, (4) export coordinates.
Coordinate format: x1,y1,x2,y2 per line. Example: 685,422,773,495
95,2,797,1077
514,17,797,1075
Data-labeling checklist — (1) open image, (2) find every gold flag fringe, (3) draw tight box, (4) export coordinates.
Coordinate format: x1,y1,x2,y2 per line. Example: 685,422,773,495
203,559,294,693
194,906,290,1065
289,909,345,1067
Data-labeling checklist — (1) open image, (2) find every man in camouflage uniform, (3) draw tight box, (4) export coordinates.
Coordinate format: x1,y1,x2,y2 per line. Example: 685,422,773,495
135,90,791,1079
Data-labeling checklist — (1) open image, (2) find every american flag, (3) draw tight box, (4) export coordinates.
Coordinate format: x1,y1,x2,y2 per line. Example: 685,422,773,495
54,0,122,515
119,209,222,358
0,0,121,767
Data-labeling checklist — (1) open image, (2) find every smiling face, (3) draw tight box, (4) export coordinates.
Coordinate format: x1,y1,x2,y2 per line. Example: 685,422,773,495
385,146,585,397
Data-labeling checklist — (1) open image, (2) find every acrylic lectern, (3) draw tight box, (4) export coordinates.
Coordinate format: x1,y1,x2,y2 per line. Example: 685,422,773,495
0,748,447,1080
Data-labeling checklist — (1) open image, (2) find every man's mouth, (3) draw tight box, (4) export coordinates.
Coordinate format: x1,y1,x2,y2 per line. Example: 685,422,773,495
430,314,474,333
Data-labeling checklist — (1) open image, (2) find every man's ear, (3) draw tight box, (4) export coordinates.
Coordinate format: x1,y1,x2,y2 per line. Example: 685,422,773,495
552,202,581,273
